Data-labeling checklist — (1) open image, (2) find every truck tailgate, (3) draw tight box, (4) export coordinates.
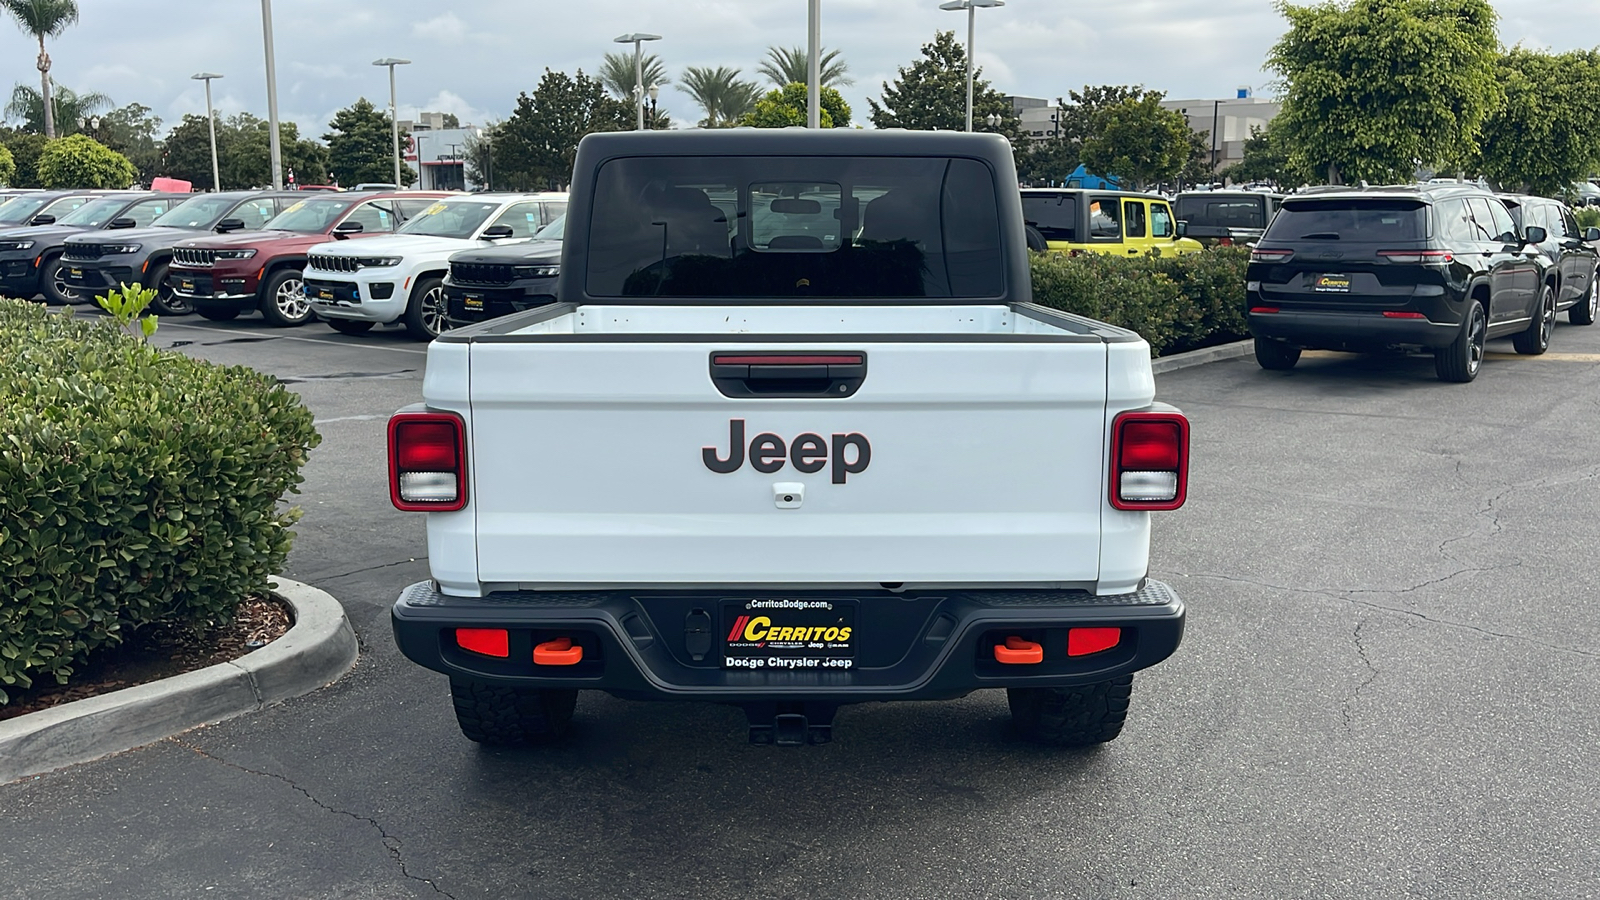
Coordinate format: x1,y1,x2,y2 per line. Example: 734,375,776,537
465,336,1111,586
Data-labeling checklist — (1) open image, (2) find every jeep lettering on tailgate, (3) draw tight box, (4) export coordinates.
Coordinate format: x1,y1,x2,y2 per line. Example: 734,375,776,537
702,419,870,483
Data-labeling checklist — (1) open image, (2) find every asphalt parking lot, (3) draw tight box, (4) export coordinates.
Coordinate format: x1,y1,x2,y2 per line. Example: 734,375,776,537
2,312,1598,899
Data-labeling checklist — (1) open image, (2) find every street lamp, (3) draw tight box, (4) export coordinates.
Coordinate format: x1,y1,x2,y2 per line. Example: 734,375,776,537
260,0,283,188
647,83,660,129
373,58,412,187
191,72,224,191
807,0,821,129
613,33,662,131
939,0,1005,133
985,112,1002,130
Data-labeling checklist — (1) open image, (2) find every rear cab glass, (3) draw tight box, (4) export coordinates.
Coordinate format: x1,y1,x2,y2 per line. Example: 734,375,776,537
1021,193,1077,242
585,156,1003,298
1263,198,1429,242
1174,196,1265,229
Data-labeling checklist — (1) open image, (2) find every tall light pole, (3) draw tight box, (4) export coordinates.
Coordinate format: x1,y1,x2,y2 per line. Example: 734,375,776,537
939,0,1005,132
613,33,662,131
372,58,412,187
807,0,821,129
260,0,283,188
191,73,224,191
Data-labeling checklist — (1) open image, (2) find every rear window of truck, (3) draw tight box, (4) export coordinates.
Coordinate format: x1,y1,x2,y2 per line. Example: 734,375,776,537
1173,197,1264,229
1021,194,1077,242
585,156,1003,299
1264,199,1428,241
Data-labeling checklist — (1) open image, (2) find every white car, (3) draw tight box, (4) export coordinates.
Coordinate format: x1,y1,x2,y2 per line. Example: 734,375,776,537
303,192,567,339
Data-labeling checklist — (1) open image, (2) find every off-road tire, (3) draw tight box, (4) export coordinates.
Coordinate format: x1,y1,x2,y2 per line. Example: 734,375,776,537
1254,337,1301,371
403,275,449,341
1436,299,1486,383
1512,283,1556,355
1569,273,1598,326
196,306,239,321
326,318,375,335
146,262,192,316
449,678,577,746
258,268,313,327
1008,676,1133,747
39,256,78,305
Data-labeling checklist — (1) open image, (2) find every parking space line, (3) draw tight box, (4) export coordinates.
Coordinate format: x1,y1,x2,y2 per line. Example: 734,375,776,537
157,321,428,355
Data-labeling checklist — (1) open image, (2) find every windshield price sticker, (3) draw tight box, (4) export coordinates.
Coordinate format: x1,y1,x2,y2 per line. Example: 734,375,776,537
723,599,855,670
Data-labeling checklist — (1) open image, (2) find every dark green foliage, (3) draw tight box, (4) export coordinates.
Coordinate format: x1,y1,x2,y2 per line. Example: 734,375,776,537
738,83,852,128
159,112,330,190
1028,247,1250,356
324,98,413,188
867,30,1021,137
2,130,50,186
492,69,631,192
0,300,320,703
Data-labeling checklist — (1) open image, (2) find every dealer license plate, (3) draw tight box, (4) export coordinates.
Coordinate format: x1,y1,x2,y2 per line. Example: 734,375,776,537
177,278,196,293
1314,273,1351,293
316,288,335,301
723,599,856,671
67,267,83,280
463,295,484,310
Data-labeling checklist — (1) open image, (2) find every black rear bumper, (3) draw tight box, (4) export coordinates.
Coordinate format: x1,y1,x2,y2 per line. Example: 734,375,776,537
391,581,1184,703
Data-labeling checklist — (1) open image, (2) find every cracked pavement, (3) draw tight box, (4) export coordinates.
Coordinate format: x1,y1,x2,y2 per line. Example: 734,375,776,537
2,316,1598,898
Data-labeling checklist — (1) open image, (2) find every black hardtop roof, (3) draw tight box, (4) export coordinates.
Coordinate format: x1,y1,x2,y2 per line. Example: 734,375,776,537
1175,190,1284,199
575,128,1016,164
1021,187,1174,201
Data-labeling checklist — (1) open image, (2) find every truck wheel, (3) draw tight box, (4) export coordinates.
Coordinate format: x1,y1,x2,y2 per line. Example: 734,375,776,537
146,263,191,316
196,307,239,321
403,276,448,340
326,319,375,335
1569,273,1598,326
1007,676,1132,747
40,256,79,305
1511,283,1555,355
258,269,313,327
1435,299,1486,383
1254,337,1301,371
449,678,577,746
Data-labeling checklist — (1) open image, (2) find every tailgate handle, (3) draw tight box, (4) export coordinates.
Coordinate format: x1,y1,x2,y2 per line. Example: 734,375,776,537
710,352,867,399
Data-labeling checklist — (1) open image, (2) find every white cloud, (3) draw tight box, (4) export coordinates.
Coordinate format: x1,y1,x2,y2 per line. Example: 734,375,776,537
412,13,467,43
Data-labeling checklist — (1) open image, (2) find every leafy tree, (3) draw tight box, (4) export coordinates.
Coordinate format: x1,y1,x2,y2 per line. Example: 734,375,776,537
159,112,329,189
1079,92,1194,190
35,133,136,188
868,31,1020,136
441,112,460,128
598,52,670,100
1475,48,1600,197
0,142,14,185
757,46,853,88
1268,0,1503,185
96,102,161,183
493,69,631,192
1,0,79,138
463,123,496,189
0,130,46,186
1015,86,1143,185
1220,121,1302,186
738,83,852,128
324,98,413,187
4,81,109,136
680,65,763,128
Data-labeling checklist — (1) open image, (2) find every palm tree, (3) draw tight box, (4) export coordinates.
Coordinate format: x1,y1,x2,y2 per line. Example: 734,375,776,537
2,0,80,139
6,81,109,136
598,51,670,101
757,46,853,89
679,66,763,128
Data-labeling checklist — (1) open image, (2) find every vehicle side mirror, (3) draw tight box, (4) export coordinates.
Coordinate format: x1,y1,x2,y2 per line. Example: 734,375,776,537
215,217,246,233
1585,227,1600,243
482,224,515,240
1523,225,1547,245
108,217,137,229
332,220,364,239
1175,220,1188,237
29,214,54,226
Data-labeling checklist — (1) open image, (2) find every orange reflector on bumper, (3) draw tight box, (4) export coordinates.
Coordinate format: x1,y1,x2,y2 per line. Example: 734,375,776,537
1067,627,1122,657
456,628,509,658
534,637,583,666
994,635,1043,665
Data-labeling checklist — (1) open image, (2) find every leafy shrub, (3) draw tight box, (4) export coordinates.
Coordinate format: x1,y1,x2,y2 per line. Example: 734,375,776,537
35,134,137,190
0,299,320,703
1577,207,1600,230
0,142,14,187
1028,247,1251,356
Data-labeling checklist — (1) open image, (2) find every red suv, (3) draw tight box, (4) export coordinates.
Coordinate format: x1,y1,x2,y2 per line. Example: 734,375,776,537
171,191,450,326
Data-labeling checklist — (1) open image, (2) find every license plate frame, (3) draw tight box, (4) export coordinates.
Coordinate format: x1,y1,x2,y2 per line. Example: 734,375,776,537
463,295,484,310
316,289,335,301
722,598,857,671
1314,273,1352,293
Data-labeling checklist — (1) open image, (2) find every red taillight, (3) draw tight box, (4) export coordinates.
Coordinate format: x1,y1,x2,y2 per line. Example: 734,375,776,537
456,628,508,657
1250,306,1280,314
389,412,467,511
1068,627,1122,657
1382,311,1426,319
1378,250,1453,265
1110,411,1189,511
1250,248,1294,263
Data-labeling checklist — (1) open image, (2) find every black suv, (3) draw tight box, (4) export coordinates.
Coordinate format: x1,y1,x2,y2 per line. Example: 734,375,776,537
1497,194,1600,327
1246,184,1554,383
442,212,565,327
0,192,186,304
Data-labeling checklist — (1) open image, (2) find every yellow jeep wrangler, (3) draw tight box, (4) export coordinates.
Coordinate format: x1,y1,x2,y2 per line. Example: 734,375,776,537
1022,188,1203,257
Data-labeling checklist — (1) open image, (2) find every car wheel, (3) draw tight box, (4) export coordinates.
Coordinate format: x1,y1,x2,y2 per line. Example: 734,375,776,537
1570,272,1598,326
39,256,79,306
1436,298,1487,383
196,307,239,321
1254,337,1301,371
145,263,192,316
1512,283,1556,355
449,678,576,746
403,275,448,341
326,318,375,335
1007,676,1133,747
258,269,313,327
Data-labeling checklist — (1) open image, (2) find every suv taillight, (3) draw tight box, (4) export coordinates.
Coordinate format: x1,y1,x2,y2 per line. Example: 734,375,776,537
1249,248,1294,263
389,412,467,511
1377,250,1454,265
1110,412,1189,511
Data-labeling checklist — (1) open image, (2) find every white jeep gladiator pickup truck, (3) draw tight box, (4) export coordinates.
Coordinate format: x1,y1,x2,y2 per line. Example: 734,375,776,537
388,130,1189,748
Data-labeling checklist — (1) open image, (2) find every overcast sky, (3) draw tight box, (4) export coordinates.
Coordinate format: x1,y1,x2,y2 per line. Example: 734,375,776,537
3,0,1597,137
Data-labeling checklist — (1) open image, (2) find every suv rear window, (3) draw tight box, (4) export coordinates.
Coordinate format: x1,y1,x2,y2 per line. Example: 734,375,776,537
1265,199,1428,241
586,156,1003,299
1021,194,1077,242
1174,197,1264,229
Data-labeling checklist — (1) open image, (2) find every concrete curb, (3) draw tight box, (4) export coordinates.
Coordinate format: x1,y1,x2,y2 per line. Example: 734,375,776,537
0,577,358,785
1152,339,1254,375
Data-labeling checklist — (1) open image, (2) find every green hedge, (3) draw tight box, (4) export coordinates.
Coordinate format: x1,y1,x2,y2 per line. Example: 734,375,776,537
1029,247,1251,356
0,300,320,703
